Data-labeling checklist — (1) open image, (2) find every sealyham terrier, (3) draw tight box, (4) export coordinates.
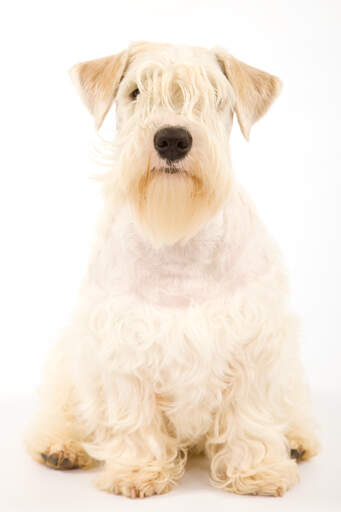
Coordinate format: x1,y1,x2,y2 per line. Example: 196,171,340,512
26,41,319,498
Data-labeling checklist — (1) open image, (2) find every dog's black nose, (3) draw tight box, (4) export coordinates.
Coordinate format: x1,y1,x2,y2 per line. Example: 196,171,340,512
154,126,192,162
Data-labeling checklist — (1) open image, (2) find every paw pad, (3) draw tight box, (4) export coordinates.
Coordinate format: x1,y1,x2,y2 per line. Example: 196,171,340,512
40,450,78,470
290,448,306,461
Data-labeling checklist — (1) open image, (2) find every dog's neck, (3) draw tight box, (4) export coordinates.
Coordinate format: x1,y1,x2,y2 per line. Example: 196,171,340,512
85,183,277,308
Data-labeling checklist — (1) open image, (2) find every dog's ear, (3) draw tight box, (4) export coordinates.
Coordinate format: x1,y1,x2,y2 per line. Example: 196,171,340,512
215,50,282,140
69,51,128,129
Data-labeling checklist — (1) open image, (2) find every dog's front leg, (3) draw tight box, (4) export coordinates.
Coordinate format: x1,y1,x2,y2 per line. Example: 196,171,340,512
207,403,299,497
85,374,187,498
206,316,306,497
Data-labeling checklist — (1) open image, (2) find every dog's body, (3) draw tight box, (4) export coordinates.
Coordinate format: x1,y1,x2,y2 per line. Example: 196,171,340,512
26,42,319,498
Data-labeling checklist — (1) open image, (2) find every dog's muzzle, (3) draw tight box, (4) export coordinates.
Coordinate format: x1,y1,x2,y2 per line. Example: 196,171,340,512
154,126,192,163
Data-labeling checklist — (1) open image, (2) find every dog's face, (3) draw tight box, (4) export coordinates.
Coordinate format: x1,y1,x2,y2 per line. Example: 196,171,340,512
71,42,281,246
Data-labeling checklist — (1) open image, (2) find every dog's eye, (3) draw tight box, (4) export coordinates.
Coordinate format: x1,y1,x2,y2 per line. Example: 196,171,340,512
130,88,140,100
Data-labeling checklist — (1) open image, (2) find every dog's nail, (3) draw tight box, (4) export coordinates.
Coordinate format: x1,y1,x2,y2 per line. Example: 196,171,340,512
276,487,284,497
131,487,137,499
290,449,299,459
291,448,306,461
41,452,47,462
48,454,59,466
61,457,72,468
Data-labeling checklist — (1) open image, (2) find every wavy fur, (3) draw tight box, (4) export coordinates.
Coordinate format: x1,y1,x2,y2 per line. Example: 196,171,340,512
26,42,319,499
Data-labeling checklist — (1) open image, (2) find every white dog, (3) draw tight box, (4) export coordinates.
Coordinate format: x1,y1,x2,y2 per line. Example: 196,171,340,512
26,41,319,498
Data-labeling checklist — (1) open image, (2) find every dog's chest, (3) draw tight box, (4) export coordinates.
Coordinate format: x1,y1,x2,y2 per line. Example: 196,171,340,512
152,337,229,442
132,254,223,307
95,297,236,442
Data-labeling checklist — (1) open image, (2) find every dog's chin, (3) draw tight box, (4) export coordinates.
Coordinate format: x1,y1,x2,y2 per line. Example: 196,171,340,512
127,164,222,247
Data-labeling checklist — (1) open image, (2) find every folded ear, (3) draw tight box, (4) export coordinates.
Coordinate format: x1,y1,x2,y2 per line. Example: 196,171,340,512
69,51,128,129
215,49,282,140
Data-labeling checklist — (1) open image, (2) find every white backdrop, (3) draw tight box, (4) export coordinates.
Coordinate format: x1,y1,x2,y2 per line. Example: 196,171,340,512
1,1,340,511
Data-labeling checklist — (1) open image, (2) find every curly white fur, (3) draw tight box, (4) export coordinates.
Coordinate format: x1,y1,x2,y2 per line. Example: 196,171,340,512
26,42,319,499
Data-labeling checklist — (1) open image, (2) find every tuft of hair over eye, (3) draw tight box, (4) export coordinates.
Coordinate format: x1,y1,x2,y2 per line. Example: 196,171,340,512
130,88,140,100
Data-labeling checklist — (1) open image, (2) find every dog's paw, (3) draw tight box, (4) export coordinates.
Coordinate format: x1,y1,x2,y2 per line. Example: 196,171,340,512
287,431,320,462
212,458,299,497
97,478,174,499
38,442,94,470
95,458,185,498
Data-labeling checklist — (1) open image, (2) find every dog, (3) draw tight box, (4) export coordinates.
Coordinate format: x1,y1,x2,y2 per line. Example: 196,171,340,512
26,41,319,498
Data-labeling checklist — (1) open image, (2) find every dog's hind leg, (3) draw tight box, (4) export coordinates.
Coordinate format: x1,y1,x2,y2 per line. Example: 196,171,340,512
284,369,320,463
25,334,95,470
286,424,320,463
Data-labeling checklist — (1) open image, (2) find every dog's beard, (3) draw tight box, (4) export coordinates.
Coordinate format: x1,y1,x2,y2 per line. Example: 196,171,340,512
127,160,227,246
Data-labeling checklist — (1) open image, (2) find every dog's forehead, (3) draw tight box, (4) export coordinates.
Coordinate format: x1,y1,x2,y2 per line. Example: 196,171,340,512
128,42,220,73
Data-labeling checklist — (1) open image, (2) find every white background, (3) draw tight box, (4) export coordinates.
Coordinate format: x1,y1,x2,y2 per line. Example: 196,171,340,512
1,1,340,511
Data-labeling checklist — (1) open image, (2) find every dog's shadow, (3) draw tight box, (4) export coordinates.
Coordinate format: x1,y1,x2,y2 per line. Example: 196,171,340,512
177,454,212,492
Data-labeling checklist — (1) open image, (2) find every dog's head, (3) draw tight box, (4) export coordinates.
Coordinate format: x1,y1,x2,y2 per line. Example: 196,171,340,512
70,42,281,246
